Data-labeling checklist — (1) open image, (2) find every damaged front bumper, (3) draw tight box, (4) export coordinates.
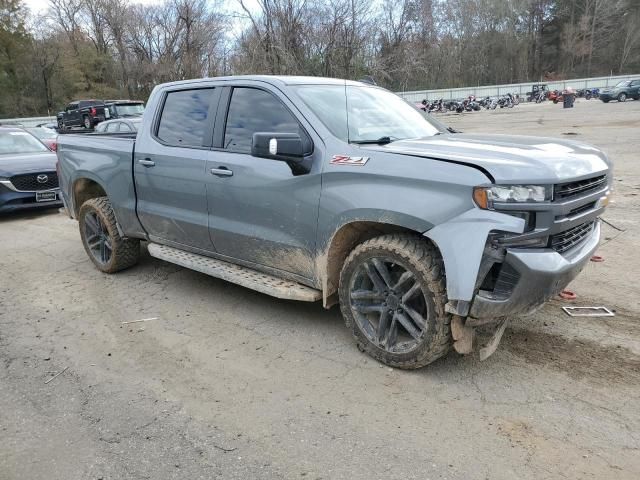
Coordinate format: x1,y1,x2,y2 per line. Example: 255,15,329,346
469,220,600,319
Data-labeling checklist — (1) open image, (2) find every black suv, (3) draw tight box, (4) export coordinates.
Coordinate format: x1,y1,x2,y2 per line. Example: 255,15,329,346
57,100,107,130
599,79,640,103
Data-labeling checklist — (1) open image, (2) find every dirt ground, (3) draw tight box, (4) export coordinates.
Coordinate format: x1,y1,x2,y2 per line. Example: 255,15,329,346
1,99,639,480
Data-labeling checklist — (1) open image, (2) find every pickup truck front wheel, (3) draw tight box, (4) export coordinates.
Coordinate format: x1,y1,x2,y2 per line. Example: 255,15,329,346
79,197,140,273
339,234,452,369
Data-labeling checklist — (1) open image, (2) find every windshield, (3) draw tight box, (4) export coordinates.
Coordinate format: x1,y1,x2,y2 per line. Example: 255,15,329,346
114,104,144,116
615,81,631,87
25,127,57,139
0,130,49,155
293,85,442,143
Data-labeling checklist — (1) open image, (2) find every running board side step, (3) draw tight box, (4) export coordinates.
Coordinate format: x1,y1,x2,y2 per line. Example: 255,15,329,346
147,243,322,302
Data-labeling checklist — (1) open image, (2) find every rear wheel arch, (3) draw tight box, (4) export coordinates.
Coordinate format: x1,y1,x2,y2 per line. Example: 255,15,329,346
72,177,108,217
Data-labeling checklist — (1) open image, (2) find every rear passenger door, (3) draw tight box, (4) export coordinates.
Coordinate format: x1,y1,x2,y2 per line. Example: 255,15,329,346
630,80,640,98
134,86,220,251
205,85,322,280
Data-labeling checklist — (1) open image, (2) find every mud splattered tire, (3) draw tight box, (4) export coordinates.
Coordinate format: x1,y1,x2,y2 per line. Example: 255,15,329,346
339,234,452,369
79,197,140,273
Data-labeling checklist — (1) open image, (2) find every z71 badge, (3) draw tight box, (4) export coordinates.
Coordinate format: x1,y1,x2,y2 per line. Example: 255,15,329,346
330,155,370,166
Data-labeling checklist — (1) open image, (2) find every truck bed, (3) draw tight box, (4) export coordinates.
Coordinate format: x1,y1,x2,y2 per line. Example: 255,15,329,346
57,133,143,236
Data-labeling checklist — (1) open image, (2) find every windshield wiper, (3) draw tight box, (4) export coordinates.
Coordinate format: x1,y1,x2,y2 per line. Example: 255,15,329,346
350,136,394,145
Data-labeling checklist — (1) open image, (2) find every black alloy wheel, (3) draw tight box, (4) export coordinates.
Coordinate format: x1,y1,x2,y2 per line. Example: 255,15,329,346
84,210,113,265
348,257,432,354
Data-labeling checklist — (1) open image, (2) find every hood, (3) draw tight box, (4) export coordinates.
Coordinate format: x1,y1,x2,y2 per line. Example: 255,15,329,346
0,152,58,177
370,133,610,184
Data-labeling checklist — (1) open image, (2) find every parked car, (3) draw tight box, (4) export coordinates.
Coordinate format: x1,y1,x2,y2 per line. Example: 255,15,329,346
0,126,62,213
94,117,142,134
57,76,611,368
57,100,107,130
104,100,145,119
25,126,58,151
599,79,640,102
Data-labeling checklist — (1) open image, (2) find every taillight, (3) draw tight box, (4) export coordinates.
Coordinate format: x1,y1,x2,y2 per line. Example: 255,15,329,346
50,141,57,151
90,107,97,116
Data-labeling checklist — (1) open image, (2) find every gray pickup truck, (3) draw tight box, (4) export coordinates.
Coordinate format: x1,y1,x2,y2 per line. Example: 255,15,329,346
57,76,611,368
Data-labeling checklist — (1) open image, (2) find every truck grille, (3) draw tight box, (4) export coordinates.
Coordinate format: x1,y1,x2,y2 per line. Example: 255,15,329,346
550,221,595,253
10,172,58,191
554,175,606,200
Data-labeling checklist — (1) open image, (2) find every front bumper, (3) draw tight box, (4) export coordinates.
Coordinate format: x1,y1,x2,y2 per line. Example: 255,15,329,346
0,185,62,213
599,93,614,101
469,221,600,318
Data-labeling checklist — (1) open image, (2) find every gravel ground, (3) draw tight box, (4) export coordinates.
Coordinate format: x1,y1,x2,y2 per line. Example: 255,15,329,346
1,99,639,480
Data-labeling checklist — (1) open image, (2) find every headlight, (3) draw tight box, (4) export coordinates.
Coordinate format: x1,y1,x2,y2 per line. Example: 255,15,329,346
473,185,551,209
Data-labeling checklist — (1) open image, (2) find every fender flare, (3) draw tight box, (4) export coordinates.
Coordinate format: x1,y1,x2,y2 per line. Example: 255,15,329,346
424,209,525,303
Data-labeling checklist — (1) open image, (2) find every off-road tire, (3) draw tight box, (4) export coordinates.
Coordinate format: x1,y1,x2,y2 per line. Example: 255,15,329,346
79,197,140,273
338,234,453,369
618,93,627,102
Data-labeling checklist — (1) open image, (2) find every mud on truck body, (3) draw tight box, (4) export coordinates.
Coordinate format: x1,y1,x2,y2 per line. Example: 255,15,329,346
56,76,611,368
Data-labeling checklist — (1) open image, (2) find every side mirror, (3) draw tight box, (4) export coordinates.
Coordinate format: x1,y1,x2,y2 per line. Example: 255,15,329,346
251,132,304,162
251,132,312,175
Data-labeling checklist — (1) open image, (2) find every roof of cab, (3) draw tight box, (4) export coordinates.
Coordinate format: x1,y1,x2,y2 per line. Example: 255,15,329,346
156,75,370,89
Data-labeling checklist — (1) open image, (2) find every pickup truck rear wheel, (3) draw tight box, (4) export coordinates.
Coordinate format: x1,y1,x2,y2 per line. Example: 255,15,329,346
83,115,91,129
339,234,452,369
79,197,140,273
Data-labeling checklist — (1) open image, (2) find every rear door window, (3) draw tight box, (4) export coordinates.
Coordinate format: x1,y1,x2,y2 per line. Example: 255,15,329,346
156,88,215,147
223,87,304,153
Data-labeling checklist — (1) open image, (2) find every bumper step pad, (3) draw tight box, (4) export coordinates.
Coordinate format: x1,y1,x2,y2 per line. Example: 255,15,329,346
147,243,322,302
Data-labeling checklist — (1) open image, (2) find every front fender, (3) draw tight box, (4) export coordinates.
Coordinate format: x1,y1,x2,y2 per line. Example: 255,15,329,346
424,209,525,303
318,208,435,251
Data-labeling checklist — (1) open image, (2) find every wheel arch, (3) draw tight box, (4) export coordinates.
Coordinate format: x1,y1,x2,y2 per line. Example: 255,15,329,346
318,218,439,308
72,176,108,217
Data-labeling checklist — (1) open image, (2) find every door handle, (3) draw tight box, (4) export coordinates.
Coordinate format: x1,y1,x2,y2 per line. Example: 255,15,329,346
138,158,155,167
210,167,233,177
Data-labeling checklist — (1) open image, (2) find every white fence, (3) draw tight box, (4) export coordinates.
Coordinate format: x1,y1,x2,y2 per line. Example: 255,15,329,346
0,116,56,128
397,74,640,102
